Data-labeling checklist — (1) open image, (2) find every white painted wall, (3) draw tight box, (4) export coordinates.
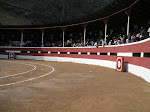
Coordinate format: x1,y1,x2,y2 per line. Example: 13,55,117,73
14,55,150,83
117,52,133,57
0,55,8,59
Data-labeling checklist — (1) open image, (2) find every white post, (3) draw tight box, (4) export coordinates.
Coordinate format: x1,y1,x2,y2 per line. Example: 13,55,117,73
20,32,23,47
63,30,65,47
141,52,144,57
84,27,86,46
105,23,107,45
127,16,130,36
42,31,44,46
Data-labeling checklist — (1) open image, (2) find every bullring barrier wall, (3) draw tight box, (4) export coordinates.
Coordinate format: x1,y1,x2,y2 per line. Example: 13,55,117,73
0,38,150,82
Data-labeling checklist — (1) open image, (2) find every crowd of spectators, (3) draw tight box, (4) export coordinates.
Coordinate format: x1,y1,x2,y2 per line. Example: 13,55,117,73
68,26,150,47
0,26,150,47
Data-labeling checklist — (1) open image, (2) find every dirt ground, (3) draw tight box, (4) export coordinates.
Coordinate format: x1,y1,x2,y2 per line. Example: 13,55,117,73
0,59,150,112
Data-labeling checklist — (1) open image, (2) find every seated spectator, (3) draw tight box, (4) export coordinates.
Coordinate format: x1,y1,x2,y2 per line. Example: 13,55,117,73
121,35,125,44
136,33,140,41
102,39,105,47
114,39,117,45
91,41,95,46
131,34,136,42
108,40,113,45
117,38,121,45
94,41,98,46
73,43,76,47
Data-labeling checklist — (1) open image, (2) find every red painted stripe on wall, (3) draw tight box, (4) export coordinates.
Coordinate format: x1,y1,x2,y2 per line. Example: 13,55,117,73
15,53,150,69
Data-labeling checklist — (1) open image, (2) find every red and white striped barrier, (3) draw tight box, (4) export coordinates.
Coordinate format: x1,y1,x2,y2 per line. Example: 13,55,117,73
0,38,150,82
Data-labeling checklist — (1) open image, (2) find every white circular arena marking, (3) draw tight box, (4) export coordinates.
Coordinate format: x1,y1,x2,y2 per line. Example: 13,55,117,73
0,61,55,87
0,61,36,79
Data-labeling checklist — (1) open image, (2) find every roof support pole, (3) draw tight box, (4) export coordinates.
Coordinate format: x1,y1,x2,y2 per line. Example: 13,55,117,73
61,27,67,47
41,29,45,47
127,16,130,36
21,32,24,47
81,23,88,46
42,32,44,46
105,23,107,45
19,29,24,47
125,8,131,36
83,27,86,46
103,18,109,45
63,30,65,47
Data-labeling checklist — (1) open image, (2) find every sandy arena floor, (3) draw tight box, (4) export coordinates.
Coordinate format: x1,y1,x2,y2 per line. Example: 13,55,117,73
0,59,150,112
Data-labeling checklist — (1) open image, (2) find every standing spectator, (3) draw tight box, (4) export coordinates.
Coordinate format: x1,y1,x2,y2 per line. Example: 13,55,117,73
127,33,131,43
147,27,150,37
140,26,147,39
